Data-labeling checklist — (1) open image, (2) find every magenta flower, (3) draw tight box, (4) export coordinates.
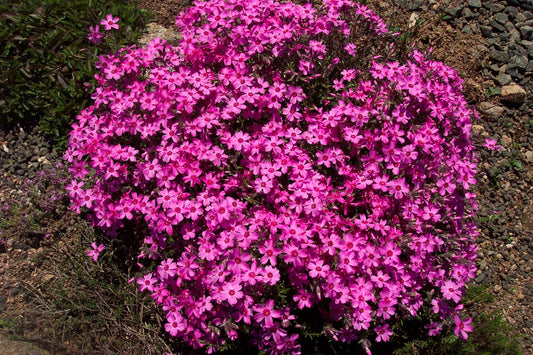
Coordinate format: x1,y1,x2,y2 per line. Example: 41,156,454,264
222,282,244,305
375,324,392,342
253,300,281,327
483,137,501,151
87,25,103,44
165,313,186,336
454,316,473,340
441,280,462,303
86,242,104,261
100,14,120,31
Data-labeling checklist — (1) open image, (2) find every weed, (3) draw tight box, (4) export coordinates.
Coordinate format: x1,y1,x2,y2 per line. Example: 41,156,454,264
485,86,501,97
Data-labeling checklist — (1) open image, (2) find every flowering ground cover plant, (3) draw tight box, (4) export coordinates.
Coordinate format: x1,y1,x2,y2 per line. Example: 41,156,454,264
64,0,479,353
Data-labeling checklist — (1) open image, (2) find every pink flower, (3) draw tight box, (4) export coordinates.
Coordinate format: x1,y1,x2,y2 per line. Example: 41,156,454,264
441,280,462,303
483,137,501,151
253,300,281,327
88,25,103,44
221,282,244,305
100,14,120,31
375,323,392,342
454,315,473,340
165,313,186,336
87,242,105,261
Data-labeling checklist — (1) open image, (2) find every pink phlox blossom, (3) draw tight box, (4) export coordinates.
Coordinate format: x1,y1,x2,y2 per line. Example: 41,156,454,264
165,313,186,336
221,282,244,305
307,259,330,278
88,25,103,44
87,242,105,261
374,323,392,342
157,258,178,279
253,299,281,327
100,14,120,31
454,315,473,340
293,289,313,309
441,280,462,303
259,240,281,266
482,137,501,151
137,273,157,292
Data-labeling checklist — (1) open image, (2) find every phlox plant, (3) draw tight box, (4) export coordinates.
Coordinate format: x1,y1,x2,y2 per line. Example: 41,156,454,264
64,0,479,353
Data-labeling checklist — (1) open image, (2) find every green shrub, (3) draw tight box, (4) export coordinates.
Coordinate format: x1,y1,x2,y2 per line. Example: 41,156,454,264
0,0,153,150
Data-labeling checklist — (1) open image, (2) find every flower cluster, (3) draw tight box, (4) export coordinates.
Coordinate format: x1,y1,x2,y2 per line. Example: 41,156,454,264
65,0,478,353
88,14,120,44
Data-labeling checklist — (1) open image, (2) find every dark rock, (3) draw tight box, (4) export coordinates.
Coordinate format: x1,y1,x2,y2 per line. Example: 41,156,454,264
507,0,533,11
489,20,506,32
494,12,508,24
462,7,475,18
495,72,513,85
13,243,29,251
480,25,493,37
475,272,487,283
516,12,528,22
467,0,481,8
509,55,529,69
444,5,464,19
404,0,423,11
489,47,510,62
489,3,506,13
520,25,533,40
507,6,519,19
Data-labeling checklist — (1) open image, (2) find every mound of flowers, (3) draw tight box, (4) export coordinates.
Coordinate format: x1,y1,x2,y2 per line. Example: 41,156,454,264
64,0,479,353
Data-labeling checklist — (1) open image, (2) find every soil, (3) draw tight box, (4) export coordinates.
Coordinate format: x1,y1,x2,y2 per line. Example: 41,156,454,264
0,0,531,354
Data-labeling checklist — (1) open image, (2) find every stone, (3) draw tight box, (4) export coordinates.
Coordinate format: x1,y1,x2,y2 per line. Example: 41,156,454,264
480,25,493,37
472,125,488,136
489,47,509,62
138,23,182,46
478,101,505,119
501,135,513,147
444,5,463,19
489,20,506,32
467,0,481,8
525,151,533,163
408,13,419,28
520,25,533,41
501,84,527,103
462,7,474,18
489,3,505,13
509,55,529,70
495,72,512,86
0,334,51,355
509,28,521,42
494,12,508,24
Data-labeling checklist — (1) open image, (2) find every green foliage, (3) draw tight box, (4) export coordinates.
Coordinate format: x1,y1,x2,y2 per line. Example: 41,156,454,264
484,86,501,97
0,0,153,150
506,143,524,171
392,283,522,355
